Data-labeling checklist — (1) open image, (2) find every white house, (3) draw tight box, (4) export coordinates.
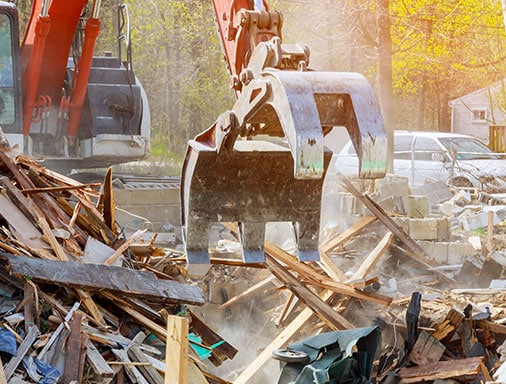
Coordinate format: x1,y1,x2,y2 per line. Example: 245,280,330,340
449,79,506,143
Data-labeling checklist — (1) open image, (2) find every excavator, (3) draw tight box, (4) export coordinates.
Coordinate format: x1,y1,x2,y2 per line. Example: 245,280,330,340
181,0,389,265
0,0,149,172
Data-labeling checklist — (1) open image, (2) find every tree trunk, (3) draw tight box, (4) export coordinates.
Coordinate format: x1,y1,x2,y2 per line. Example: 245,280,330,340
377,0,394,171
417,75,425,131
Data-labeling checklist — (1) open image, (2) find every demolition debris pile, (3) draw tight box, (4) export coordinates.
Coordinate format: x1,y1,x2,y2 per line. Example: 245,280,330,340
0,149,236,383
2,144,506,383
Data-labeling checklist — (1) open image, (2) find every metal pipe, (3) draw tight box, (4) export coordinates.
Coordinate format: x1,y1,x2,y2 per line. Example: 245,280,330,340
41,0,50,17
92,0,102,19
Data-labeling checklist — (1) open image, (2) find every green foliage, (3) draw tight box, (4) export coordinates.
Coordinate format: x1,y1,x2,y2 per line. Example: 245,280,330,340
14,0,506,169
124,0,234,160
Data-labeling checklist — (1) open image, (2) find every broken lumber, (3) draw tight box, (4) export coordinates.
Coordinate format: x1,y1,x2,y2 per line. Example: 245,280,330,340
265,250,353,330
0,252,204,305
165,315,189,384
4,325,40,380
397,356,489,383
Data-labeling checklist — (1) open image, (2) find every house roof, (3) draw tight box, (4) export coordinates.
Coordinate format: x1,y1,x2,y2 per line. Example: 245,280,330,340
448,78,506,106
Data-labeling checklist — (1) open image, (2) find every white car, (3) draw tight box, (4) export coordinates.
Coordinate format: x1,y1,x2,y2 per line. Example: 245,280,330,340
333,130,506,192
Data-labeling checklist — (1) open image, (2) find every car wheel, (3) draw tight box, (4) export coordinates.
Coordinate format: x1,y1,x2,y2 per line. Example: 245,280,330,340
272,349,310,364
450,177,473,188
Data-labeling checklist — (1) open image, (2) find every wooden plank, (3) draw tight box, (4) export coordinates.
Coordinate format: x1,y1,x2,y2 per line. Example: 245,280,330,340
432,308,465,342
100,166,117,234
264,247,353,330
397,356,485,383
165,315,188,384
21,183,101,195
187,310,238,364
127,333,164,384
37,216,69,261
23,281,35,334
319,215,377,254
4,325,40,380
266,241,392,306
0,252,204,305
74,288,107,327
0,193,48,250
38,302,80,361
86,341,115,379
63,311,85,383
0,359,7,384
339,175,456,285
408,330,445,366
233,289,334,384
350,231,394,280
112,348,149,384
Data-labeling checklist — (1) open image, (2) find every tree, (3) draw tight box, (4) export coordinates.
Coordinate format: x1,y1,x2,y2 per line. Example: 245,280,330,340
125,0,234,167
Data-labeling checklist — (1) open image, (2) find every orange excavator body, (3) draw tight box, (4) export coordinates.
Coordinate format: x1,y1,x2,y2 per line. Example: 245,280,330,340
0,0,150,172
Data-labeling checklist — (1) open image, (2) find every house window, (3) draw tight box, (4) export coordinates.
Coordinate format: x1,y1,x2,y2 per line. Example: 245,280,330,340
471,109,487,122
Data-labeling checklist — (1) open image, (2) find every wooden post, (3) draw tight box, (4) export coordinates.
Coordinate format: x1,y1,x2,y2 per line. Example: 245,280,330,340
487,210,494,255
165,316,188,384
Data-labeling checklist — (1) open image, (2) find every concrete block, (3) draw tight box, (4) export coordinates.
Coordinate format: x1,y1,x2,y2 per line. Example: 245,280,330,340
408,195,429,218
411,180,453,203
418,241,449,264
378,195,406,215
376,175,410,205
450,190,472,206
409,217,450,241
447,242,478,264
460,211,500,231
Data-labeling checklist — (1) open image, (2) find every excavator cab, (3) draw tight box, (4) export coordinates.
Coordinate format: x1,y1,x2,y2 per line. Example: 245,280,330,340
182,2,388,266
0,0,150,172
0,3,23,149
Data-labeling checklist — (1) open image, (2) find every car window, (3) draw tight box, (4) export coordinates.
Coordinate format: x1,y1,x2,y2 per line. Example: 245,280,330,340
413,137,443,161
438,137,498,160
393,135,413,160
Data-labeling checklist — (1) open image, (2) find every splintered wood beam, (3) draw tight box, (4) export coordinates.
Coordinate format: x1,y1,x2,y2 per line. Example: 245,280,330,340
0,252,204,305
165,315,189,384
397,356,489,383
4,325,40,380
317,251,347,282
350,231,394,281
266,241,392,306
21,183,101,195
105,229,146,266
264,247,353,330
74,288,107,327
319,215,377,255
100,166,117,234
63,311,85,384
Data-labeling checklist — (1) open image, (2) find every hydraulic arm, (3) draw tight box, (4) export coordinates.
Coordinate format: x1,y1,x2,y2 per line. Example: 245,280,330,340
182,0,388,265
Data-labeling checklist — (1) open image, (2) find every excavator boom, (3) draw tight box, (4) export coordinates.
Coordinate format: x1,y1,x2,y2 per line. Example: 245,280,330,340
182,0,388,266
